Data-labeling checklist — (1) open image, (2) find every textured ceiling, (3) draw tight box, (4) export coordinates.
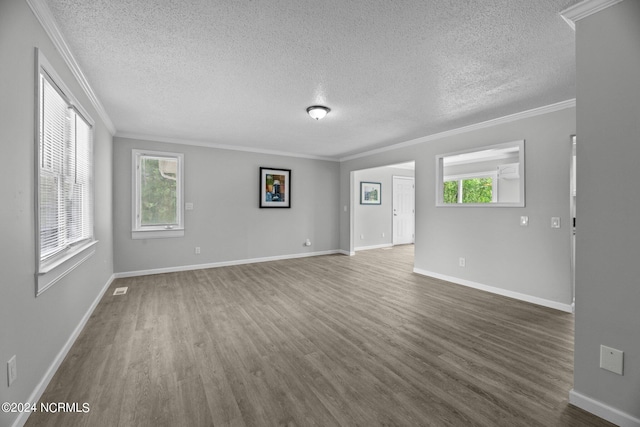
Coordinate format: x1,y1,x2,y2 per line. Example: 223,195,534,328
45,0,579,159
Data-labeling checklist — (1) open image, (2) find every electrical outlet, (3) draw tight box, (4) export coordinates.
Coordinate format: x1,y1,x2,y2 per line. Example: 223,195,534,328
185,202,194,211
600,345,624,375
7,355,17,386
360,234,364,240
381,232,385,238
195,247,201,254
459,257,466,267
520,216,529,227
551,217,561,228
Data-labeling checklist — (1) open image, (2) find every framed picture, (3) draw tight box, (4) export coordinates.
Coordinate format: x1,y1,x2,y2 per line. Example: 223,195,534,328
360,182,381,205
260,167,291,208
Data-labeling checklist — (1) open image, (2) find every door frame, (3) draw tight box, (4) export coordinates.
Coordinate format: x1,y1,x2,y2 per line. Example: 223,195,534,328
570,135,576,308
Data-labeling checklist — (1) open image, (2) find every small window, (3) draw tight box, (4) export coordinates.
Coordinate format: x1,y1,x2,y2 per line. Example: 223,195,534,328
443,173,497,204
132,150,184,239
36,49,96,295
436,140,525,207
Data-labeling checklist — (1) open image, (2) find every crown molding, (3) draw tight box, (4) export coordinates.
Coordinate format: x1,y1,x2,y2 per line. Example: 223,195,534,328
115,132,339,162
340,99,576,162
26,0,116,135
560,0,624,30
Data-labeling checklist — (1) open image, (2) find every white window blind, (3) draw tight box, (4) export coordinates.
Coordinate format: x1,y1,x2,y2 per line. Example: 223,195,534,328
37,60,94,275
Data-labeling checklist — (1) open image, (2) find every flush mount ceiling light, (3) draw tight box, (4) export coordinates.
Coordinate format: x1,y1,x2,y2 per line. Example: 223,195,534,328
306,105,331,120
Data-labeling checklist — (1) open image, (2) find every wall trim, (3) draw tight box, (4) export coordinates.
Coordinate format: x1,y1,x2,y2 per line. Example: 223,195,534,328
340,99,576,162
413,268,574,313
569,389,640,427
26,0,116,135
560,0,624,30
337,249,355,256
13,274,115,427
115,133,338,162
114,250,343,278
354,243,394,252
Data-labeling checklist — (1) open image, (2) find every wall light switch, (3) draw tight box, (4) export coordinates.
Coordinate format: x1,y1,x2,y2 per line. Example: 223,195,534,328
551,217,561,228
185,202,194,211
520,216,529,227
600,345,624,375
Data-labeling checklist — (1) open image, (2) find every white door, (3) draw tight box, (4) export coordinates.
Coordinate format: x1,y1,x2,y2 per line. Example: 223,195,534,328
393,176,415,245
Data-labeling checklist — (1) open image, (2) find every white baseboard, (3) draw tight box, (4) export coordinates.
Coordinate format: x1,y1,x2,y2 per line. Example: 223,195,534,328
413,268,573,313
14,274,115,427
337,249,355,256
354,243,393,252
114,250,342,278
570,389,640,427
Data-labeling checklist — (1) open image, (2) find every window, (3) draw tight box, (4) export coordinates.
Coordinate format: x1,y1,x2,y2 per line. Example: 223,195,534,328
436,140,525,207
443,172,498,204
36,49,96,295
132,150,184,239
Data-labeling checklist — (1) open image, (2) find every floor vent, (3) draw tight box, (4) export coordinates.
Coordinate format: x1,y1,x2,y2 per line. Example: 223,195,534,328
113,287,128,296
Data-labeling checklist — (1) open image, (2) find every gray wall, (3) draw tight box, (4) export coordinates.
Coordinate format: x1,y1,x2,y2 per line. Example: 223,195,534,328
113,137,340,274
0,2,114,426
574,0,640,420
353,166,414,249
341,107,575,307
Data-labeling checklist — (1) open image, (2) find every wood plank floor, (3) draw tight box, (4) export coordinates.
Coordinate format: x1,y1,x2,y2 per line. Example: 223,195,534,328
26,245,613,427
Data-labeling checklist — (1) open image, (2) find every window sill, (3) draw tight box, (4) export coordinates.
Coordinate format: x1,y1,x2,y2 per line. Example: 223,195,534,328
131,228,184,240
37,240,98,296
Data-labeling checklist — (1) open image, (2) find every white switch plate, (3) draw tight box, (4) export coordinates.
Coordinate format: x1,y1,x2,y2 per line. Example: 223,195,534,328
520,216,529,227
185,202,194,210
551,217,561,228
600,345,624,375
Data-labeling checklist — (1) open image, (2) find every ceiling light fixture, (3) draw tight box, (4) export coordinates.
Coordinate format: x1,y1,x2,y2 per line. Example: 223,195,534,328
306,105,331,120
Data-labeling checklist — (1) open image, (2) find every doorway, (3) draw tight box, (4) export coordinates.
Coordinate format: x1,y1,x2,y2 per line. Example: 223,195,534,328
349,162,415,255
392,176,415,245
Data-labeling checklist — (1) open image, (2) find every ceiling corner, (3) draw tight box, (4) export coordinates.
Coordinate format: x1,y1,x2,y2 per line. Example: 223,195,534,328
560,0,624,30
26,0,116,135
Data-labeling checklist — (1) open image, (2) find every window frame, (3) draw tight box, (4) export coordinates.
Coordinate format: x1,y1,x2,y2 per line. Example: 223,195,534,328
131,149,185,239
435,140,525,208
35,48,97,296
